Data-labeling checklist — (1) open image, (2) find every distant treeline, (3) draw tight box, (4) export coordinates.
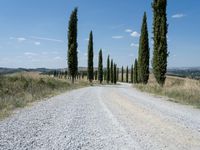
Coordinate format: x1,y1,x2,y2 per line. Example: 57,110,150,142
167,70,200,80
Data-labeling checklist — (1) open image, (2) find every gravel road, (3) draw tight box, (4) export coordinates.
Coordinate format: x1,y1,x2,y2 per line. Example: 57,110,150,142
0,83,200,150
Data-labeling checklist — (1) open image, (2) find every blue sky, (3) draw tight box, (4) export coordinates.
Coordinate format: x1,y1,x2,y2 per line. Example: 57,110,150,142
0,0,199,68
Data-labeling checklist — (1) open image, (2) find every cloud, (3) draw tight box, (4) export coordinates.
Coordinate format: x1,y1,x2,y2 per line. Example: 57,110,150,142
130,43,139,47
10,37,26,42
130,31,140,38
125,29,132,33
34,42,41,45
30,36,64,43
112,36,124,39
24,52,37,56
17,37,26,42
172,14,185,18
85,38,89,41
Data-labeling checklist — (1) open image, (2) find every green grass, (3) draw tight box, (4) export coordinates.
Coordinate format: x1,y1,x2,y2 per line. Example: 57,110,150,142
135,75,200,108
0,73,89,119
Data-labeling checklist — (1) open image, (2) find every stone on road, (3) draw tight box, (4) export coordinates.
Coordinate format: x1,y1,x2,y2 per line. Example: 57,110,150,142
0,84,200,150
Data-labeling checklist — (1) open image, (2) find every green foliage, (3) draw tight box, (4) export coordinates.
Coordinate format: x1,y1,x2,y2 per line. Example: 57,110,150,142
68,8,78,83
98,49,103,83
111,59,114,83
152,0,168,86
121,66,124,82
106,55,110,83
134,59,138,84
131,64,134,83
114,64,117,84
138,12,150,84
87,31,94,83
126,66,129,83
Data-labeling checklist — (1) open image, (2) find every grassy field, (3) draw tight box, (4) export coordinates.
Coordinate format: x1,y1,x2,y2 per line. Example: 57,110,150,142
135,75,200,108
0,72,89,119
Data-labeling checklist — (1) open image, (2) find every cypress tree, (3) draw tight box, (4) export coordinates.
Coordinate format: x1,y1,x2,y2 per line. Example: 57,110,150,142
126,66,129,83
104,70,107,81
111,59,114,83
133,59,138,84
87,31,94,83
114,64,117,84
98,49,103,83
138,12,150,84
68,8,78,84
131,64,134,83
116,66,119,81
152,0,168,86
106,55,110,83
121,66,124,82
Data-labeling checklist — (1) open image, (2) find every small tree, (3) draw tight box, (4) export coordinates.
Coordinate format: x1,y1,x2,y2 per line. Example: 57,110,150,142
87,31,94,83
98,49,103,83
106,55,110,83
131,64,134,83
121,66,124,82
111,59,113,83
126,66,129,83
68,8,78,84
133,59,138,84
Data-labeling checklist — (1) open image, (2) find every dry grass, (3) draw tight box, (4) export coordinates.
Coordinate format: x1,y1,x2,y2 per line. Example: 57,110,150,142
135,74,200,108
0,72,89,119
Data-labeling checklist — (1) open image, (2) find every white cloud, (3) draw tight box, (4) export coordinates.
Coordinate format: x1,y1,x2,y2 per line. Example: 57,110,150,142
34,42,40,45
112,36,124,39
172,14,185,18
17,37,26,42
30,36,63,43
85,38,89,41
130,31,140,38
24,52,37,56
125,29,132,33
130,43,139,47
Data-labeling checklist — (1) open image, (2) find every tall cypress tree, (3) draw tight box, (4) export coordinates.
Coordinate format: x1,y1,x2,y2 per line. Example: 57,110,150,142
133,59,138,84
114,64,117,84
131,64,134,83
106,55,110,83
68,8,78,84
98,49,103,83
121,66,124,82
111,59,114,83
126,66,129,83
138,12,150,84
87,31,94,83
152,0,168,86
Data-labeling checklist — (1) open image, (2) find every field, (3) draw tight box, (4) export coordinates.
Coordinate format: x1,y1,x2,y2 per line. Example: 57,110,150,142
135,75,200,108
0,72,88,119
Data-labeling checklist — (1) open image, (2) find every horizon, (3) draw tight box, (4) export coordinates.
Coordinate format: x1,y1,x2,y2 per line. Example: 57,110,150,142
0,0,200,68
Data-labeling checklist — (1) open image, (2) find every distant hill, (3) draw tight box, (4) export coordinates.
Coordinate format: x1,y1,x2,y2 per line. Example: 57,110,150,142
167,67,200,79
1,67,200,79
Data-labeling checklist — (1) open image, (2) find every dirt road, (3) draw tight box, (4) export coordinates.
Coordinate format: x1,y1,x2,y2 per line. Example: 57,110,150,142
0,84,200,150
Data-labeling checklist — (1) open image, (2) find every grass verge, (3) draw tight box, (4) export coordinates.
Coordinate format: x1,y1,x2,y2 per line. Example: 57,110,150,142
135,75,200,108
0,72,89,119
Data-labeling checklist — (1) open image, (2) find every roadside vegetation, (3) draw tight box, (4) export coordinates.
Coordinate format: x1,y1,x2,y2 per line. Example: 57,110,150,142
135,75,200,108
0,72,88,119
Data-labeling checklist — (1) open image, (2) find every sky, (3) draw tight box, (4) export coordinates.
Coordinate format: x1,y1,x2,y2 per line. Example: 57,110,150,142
0,0,199,69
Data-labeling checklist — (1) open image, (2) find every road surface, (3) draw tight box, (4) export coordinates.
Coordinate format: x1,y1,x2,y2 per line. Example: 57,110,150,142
0,84,200,150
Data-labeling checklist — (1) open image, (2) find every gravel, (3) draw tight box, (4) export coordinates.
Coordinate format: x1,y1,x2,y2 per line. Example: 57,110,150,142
0,84,200,150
